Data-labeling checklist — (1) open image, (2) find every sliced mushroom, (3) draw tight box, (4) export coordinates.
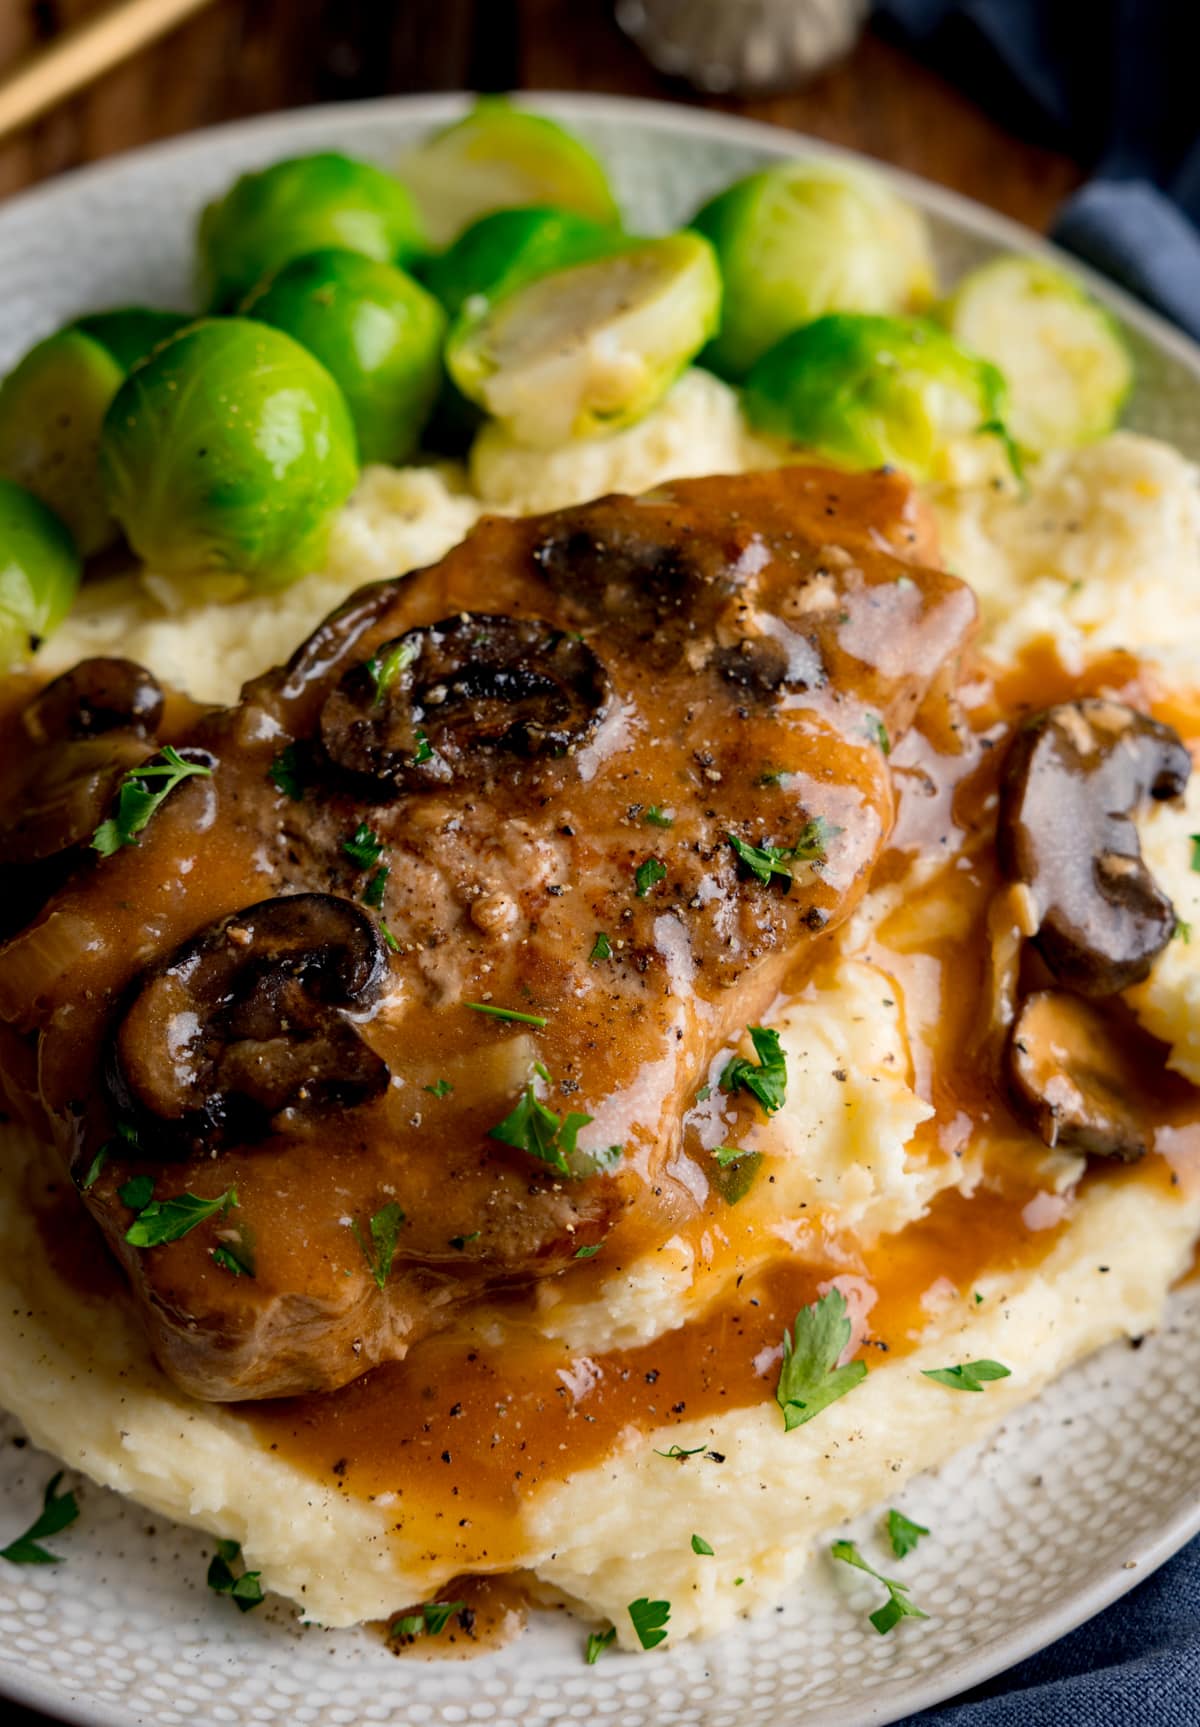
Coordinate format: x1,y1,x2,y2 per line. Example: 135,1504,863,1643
23,658,165,745
997,699,1190,996
0,733,161,865
1009,989,1149,1160
109,893,389,1154
320,613,610,793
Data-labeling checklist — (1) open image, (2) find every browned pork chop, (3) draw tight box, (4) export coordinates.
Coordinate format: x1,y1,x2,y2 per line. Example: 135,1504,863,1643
0,467,975,1400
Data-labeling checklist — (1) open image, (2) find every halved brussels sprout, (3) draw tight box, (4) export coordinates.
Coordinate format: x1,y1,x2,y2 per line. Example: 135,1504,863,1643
690,160,936,379
242,248,446,466
0,478,81,666
422,205,618,322
0,329,125,558
398,98,620,248
198,152,426,311
72,307,194,374
100,318,360,590
938,255,1133,456
447,231,721,448
743,313,1009,482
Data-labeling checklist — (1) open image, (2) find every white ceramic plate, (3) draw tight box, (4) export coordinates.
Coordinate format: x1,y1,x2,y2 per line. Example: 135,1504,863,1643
2,93,1200,1727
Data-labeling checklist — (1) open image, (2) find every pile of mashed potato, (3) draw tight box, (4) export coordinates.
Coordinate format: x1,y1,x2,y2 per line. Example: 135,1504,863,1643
6,366,1200,1644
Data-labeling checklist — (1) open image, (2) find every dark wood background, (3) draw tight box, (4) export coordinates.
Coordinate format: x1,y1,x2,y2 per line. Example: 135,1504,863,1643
0,0,1081,225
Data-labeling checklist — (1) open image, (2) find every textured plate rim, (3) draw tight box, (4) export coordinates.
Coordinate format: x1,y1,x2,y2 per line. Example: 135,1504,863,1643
1,88,1199,1727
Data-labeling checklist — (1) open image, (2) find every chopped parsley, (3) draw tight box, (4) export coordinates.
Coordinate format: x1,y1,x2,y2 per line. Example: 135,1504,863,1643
267,744,305,801
589,931,613,963
388,1599,466,1641
207,1539,264,1613
628,1596,670,1650
363,864,389,910
886,1509,930,1559
921,1359,1011,1392
125,1187,238,1249
467,1001,549,1027
118,1173,155,1211
425,1078,454,1099
1191,834,1200,872
0,1472,79,1565
865,714,891,756
79,1121,138,1191
634,856,667,897
411,728,433,765
653,1443,705,1460
644,806,674,828
350,1202,405,1291
728,817,838,890
776,1288,867,1432
1176,917,1192,945
343,822,384,870
585,1625,616,1664
212,1240,255,1278
830,1539,928,1635
449,1230,480,1250
488,1083,593,1177
721,1025,787,1115
368,637,417,704
709,1146,762,1205
91,746,213,857
379,920,401,953
691,1534,714,1556
574,1242,603,1259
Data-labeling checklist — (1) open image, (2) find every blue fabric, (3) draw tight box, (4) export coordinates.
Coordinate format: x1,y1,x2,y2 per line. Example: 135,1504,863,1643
877,0,1200,339
873,4,1200,1716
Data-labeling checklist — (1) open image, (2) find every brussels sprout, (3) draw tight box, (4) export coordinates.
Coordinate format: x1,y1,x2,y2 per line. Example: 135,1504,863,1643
743,314,1009,482
691,160,936,379
398,98,620,248
0,329,125,558
242,249,446,466
447,232,722,448
938,255,1133,456
72,307,193,373
0,478,81,666
198,152,426,312
422,205,619,322
100,318,359,590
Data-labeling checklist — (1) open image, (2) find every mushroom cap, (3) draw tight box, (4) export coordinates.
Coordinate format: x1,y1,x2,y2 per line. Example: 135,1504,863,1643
997,698,1191,997
23,657,165,745
1009,988,1151,1161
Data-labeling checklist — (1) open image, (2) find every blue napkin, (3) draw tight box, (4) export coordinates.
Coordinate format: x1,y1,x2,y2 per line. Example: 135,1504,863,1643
875,2,1200,1716
877,0,1200,339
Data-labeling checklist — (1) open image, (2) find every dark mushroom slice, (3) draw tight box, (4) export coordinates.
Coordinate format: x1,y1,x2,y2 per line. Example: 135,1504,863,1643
1009,989,1149,1161
997,698,1191,996
23,658,165,745
108,893,390,1156
320,612,610,793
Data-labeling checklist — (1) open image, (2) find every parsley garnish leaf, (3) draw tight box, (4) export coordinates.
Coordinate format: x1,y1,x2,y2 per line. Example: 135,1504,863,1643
574,1242,603,1259
343,822,384,870
644,806,673,828
350,1202,405,1291
411,728,432,765
865,714,891,756
831,1539,928,1635
628,1596,670,1650
590,931,613,963
0,1473,79,1565
79,1121,138,1191
125,1187,237,1248
388,1599,466,1641
91,746,213,857
728,815,841,885
267,744,305,801
634,856,667,897
207,1541,265,1613
118,1173,155,1211
467,1001,548,1027
585,1625,616,1664
363,864,389,909
886,1509,930,1559
1191,834,1200,873
721,1025,787,1115
367,637,417,705
425,1078,454,1099
488,1083,592,1178
709,1146,762,1205
776,1288,867,1432
691,1534,714,1556
921,1359,1011,1392
212,1240,255,1278
653,1443,705,1460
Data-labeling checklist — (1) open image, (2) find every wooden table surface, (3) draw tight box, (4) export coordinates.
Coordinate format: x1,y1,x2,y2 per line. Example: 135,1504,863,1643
0,0,1082,225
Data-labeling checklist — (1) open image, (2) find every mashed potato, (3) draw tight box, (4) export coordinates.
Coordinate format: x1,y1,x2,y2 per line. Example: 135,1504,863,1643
9,367,1200,1645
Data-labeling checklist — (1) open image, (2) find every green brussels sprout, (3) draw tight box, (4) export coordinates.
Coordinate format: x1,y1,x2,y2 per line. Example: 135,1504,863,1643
0,329,125,558
691,160,936,379
0,477,81,666
937,255,1133,456
447,231,722,448
398,98,620,248
422,205,619,323
100,318,360,590
743,313,1009,482
72,307,194,373
198,152,426,312
242,249,446,465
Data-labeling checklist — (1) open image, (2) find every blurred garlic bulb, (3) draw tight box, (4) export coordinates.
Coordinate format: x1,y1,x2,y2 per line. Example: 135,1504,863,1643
616,0,869,94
